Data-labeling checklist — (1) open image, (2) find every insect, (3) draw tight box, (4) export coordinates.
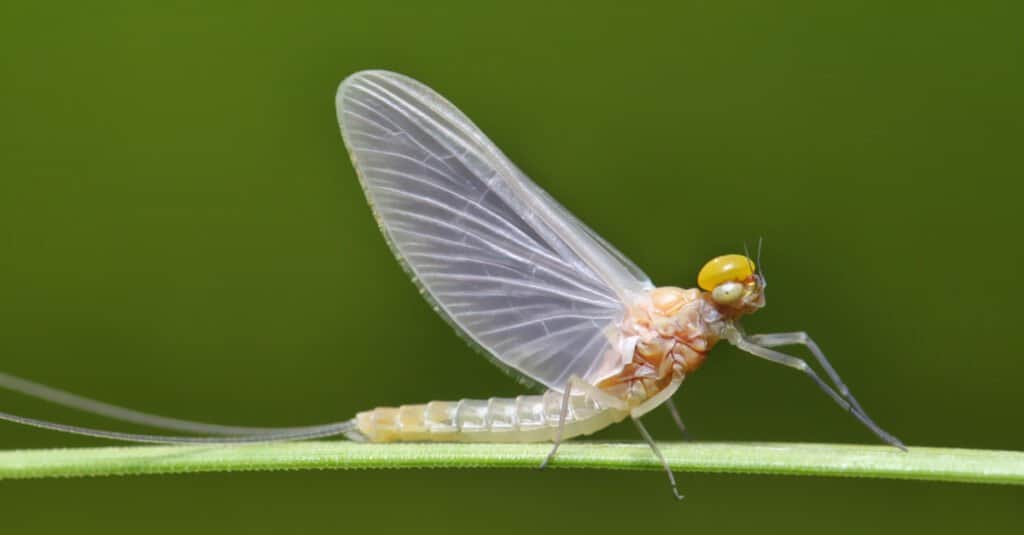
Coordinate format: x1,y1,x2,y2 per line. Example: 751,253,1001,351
1,70,904,498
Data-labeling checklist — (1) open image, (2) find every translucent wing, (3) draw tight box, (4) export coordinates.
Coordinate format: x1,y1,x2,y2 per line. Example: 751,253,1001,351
336,70,653,390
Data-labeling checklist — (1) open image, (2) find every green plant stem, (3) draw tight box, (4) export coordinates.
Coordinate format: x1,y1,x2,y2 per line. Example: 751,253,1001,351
1,442,1021,484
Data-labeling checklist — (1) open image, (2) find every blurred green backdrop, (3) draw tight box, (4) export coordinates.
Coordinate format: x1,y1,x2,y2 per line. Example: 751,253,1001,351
1,1,1021,532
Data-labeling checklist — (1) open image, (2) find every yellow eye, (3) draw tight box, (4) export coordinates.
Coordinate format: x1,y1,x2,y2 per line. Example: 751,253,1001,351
698,254,756,291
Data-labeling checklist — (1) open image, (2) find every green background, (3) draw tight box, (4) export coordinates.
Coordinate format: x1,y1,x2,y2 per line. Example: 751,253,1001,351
1,1,1021,532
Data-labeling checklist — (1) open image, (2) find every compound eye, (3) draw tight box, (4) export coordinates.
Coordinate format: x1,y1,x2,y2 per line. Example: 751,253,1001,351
711,281,744,305
698,254,756,291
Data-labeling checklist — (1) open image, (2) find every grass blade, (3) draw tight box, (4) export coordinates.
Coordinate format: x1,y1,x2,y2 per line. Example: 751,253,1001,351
0,442,1021,484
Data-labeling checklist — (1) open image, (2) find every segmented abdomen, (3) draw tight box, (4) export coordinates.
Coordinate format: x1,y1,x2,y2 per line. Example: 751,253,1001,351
353,389,628,442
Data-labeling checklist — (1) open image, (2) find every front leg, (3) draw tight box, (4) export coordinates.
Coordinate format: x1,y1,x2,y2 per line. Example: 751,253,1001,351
747,331,865,414
729,331,906,451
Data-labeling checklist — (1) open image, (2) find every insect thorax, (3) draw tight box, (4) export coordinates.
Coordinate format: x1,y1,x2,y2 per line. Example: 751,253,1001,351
599,287,724,406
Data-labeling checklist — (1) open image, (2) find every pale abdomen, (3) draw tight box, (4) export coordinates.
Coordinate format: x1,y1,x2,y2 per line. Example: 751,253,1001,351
353,388,628,443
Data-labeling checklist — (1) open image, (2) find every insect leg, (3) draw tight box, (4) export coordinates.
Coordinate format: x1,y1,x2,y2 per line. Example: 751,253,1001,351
665,399,688,437
631,416,683,500
540,378,574,470
730,336,906,451
539,376,625,469
746,332,867,415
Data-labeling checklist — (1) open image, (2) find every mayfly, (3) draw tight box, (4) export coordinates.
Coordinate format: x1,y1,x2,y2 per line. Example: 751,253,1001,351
0,70,904,498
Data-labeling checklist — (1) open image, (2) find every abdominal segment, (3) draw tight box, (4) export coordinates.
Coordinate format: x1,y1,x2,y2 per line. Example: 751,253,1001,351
352,389,628,443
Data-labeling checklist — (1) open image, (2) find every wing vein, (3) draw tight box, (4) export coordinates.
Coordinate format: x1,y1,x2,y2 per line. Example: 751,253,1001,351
337,70,647,390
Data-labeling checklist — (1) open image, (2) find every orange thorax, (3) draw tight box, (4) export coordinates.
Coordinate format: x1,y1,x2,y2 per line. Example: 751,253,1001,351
598,287,717,406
